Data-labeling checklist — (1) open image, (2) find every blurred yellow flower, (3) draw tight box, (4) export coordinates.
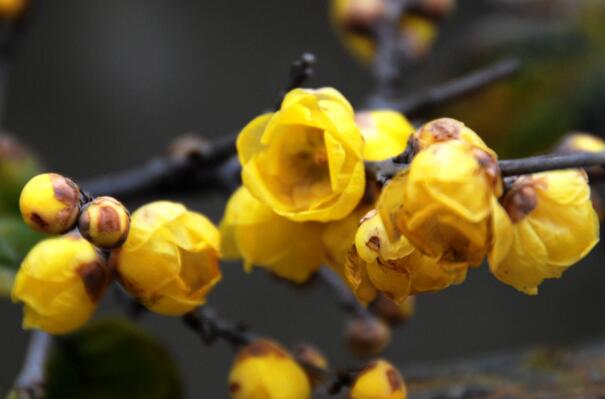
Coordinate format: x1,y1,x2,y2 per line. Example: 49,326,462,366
12,235,111,334
238,88,365,222
350,360,407,399
556,132,605,154
489,170,599,295
0,0,28,18
113,201,221,316
19,173,81,234
221,187,324,283
355,110,414,161
378,140,500,266
228,339,311,399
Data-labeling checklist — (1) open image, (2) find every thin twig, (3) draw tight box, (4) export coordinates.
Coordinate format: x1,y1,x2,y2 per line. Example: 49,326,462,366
182,305,255,349
367,58,522,114
318,267,372,319
274,52,316,109
12,331,52,398
499,151,605,177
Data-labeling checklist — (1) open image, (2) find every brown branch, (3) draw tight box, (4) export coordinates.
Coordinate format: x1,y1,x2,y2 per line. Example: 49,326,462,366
499,151,605,177
11,331,52,399
182,305,255,349
317,267,372,320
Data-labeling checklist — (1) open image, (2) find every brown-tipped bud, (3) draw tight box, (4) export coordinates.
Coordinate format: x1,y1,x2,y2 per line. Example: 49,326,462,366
78,196,130,249
370,294,415,327
293,343,329,387
342,0,386,34
345,316,391,359
19,173,81,234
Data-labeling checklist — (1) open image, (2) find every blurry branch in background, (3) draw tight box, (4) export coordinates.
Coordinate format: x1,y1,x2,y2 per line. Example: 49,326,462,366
182,306,255,349
11,331,52,399
318,266,371,320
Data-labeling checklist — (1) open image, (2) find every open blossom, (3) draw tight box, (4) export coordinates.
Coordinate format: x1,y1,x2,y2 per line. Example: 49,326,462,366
237,88,365,222
378,140,500,266
355,110,415,161
345,210,466,304
12,235,111,334
113,201,221,316
228,339,311,399
489,170,599,294
221,187,324,283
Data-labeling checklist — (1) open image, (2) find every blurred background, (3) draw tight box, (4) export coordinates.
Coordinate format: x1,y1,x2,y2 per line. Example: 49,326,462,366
1,0,605,397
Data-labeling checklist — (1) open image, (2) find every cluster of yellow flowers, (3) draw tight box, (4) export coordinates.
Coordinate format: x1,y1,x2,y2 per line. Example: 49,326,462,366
330,0,456,63
13,173,222,333
224,87,600,306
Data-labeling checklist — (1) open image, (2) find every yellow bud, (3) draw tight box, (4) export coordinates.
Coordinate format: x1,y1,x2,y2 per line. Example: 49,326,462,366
78,196,130,249
228,339,311,399
11,235,111,334
556,132,605,154
19,173,81,234
378,140,500,266
220,187,324,283
489,170,599,295
237,88,365,222
0,0,28,18
355,110,415,162
398,15,438,60
370,294,415,327
413,118,497,159
345,316,391,358
350,360,407,399
113,201,221,315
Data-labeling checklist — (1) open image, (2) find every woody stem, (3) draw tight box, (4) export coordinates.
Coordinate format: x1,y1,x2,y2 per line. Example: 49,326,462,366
12,331,53,398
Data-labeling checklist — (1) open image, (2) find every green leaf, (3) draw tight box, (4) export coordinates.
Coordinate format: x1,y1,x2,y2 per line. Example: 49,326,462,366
0,217,45,296
46,319,182,399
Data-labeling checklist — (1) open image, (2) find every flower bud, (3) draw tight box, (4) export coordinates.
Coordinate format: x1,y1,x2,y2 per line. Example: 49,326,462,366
228,339,311,399
378,140,500,266
113,201,221,316
355,111,414,162
489,170,599,294
556,132,605,154
370,294,415,327
292,344,329,387
0,0,28,19
237,88,365,222
221,187,324,283
19,173,81,234
345,316,391,358
350,360,407,399
11,235,111,334
78,196,130,249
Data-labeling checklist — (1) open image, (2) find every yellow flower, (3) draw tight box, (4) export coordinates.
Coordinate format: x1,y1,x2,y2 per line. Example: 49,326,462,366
398,15,438,60
347,210,466,303
489,170,599,295
355,110,415,161
237,88,365,222
11,235,111,334
19,173,81,234
350,360,407,399
78,196,130,249
378,140,500,266
113,201,221,316
221,187,324,283
228,339,311,399
556,132,605,154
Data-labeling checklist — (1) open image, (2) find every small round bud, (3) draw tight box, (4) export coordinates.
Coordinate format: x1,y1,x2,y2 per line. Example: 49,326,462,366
78,196,130,249
350,360,407,399
370,294,415,327
11,235,112,334
229,339,311,399
0,0,28,19
345,316,391,359
19,173,81,234
293,343,329,387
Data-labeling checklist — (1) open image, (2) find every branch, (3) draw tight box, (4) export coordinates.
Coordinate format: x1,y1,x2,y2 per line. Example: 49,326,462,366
11,331,52,399
368,58,522,114
499,151,605,177
182,305,256,349
274,52,316,109
317,267,372,319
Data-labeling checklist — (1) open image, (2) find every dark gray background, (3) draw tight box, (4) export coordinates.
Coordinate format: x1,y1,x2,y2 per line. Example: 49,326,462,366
1,1,604,397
